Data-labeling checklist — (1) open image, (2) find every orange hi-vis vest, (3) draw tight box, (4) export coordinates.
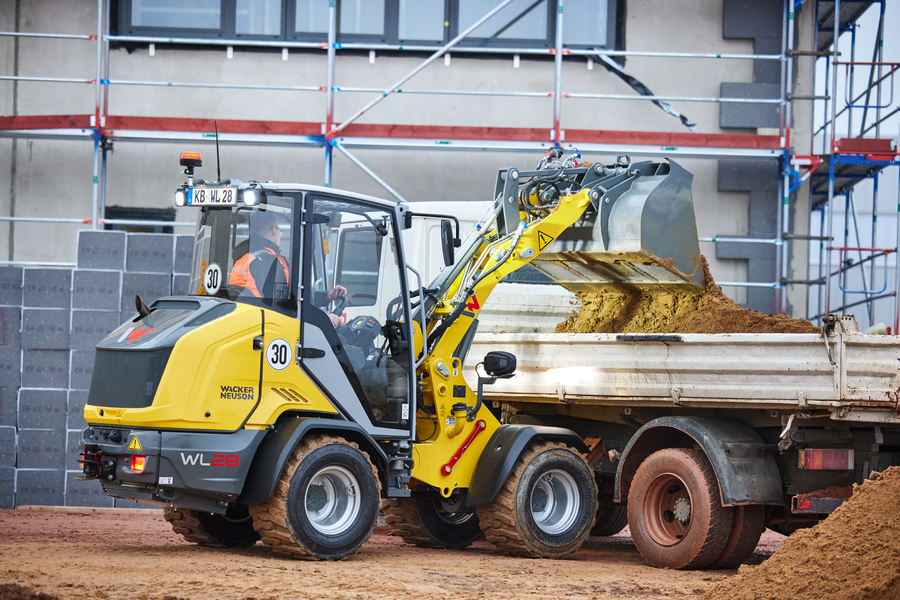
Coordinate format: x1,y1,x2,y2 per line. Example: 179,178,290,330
229,248,289,298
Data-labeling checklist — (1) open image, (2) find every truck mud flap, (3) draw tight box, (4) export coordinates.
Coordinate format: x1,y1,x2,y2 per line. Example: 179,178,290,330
614,416,783,506
464,424,588,508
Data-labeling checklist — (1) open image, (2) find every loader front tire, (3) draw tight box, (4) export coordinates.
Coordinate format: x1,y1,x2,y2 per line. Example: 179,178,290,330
382,497,483,549
164,504,260,547
627,448,733,570
476,442,597,558
249,434,381,560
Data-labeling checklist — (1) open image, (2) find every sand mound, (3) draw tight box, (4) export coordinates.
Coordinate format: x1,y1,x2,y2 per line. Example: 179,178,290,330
699,467,900,600
556,256,820,335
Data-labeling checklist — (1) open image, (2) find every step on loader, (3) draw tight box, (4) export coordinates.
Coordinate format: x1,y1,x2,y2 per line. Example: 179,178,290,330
78,148,702,560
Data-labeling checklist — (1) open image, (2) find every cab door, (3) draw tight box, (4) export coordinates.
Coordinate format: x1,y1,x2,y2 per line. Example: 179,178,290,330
298,194,415,440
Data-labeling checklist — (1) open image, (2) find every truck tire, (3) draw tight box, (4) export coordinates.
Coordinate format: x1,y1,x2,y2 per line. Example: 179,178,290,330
382,497,483,549
590,505,628,537
709,505,765,569
627,448,733,570
163,504,260,547
476,442,597,558
249,434,381,560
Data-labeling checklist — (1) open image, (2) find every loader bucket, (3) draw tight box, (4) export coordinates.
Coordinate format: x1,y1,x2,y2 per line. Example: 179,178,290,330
529,159,703,293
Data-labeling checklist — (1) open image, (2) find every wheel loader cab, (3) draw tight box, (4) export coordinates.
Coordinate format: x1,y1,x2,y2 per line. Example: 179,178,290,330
184,187,416,438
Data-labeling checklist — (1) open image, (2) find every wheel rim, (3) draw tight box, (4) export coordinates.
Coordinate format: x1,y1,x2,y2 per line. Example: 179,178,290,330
305,465,361,536
529,469,580,535
642,472,693,546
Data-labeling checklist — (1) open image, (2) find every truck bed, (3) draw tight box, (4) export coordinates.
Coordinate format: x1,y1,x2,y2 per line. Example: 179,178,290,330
465,331,900,423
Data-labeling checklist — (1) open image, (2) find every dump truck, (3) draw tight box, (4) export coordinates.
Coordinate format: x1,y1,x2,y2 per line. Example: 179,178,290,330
460,315,900,568
77,149,898,569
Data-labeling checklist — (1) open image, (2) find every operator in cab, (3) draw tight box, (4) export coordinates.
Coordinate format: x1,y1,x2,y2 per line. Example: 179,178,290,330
229,210,291,300
229,210,347,325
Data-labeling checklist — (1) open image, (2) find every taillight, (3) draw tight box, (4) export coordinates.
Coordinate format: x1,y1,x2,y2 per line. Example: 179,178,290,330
798,448,854,470
130,455,147,472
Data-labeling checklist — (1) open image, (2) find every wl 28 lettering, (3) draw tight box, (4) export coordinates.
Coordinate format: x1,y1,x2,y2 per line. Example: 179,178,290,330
180,453,239,467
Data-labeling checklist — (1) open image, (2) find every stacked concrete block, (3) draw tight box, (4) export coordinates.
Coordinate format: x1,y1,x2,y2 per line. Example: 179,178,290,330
4,231,192,508
16,270,70,504
173,235,194,296
15,469,64,506
0,304,22,427
0,465,13,508
0,269,20,508
76,230,126,271
66,471,112,508
0,426,15,506
121,233,175,322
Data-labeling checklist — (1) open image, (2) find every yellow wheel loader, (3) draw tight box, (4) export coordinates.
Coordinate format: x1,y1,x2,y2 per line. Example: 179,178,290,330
79,148,701,560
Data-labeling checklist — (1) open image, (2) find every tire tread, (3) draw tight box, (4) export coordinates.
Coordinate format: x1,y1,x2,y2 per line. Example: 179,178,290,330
476,442,596,558
248,434,381,560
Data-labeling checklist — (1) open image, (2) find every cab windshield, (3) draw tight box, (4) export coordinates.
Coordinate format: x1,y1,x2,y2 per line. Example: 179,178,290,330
188,193,298,316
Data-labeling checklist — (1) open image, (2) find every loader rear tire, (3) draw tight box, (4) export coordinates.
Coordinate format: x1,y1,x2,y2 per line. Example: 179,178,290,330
627,448,733,570
708,505,765,569
249,434,381,560
476,442,597,558
382,497,483,549
164,504,260,547
590,505,628,537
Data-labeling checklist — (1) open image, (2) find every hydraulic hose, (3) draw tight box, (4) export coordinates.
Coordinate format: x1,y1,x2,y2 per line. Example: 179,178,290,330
427,221,527,351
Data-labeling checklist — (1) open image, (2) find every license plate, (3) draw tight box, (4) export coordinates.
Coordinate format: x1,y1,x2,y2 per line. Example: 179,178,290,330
187,186,237,206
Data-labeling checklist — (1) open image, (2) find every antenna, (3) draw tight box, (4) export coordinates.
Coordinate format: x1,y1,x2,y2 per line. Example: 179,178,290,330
215,121,222,182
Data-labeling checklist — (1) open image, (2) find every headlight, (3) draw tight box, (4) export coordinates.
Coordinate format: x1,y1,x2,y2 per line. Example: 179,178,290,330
242,189,260,206
174,189,186,207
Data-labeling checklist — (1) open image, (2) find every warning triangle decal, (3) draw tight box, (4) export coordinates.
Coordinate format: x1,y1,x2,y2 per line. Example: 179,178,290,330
538,231,554,251
128,436,143,451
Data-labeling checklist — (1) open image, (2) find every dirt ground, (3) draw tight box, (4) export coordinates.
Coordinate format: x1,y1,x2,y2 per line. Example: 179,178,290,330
0,508,785,600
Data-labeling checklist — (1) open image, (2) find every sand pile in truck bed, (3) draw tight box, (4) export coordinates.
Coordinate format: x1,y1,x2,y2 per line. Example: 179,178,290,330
698,466,900,600
556,256,820,335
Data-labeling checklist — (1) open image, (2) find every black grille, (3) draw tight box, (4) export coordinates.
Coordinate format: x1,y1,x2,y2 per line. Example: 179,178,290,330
88,348,173,409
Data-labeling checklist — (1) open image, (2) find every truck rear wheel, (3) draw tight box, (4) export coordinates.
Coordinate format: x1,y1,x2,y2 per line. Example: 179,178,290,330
627,448,733,570
382,497,483,549
164,504,260,547
709,505,765,569
249,434,381,560
590,505,628,537
476,442,597,558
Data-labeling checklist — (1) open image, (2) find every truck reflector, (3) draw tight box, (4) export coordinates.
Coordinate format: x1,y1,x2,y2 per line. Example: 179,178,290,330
798,448,854,470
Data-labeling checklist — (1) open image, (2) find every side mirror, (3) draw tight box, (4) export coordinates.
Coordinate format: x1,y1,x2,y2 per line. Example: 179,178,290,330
483,351,516,378
441,219,455,267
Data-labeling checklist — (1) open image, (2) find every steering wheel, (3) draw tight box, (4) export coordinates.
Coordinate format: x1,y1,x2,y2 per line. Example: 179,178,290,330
386,295,403,322
331,292,348,316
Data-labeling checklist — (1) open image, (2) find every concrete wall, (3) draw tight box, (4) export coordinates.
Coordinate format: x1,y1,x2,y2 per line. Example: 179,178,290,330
1,0,803,313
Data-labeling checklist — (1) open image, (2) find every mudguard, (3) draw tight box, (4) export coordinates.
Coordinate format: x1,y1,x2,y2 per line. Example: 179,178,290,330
614,416,782,506
465,424,589,508
237,417,387,505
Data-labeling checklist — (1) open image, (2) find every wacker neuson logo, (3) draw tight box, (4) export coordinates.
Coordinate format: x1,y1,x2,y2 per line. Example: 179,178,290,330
220,385,254,400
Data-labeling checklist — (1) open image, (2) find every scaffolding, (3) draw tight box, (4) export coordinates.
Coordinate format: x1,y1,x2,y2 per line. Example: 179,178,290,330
799,0,900,332
1,0,897,322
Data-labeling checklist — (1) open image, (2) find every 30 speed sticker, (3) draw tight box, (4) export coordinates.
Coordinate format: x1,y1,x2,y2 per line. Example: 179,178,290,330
266,338,292,370
204,263,222,295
